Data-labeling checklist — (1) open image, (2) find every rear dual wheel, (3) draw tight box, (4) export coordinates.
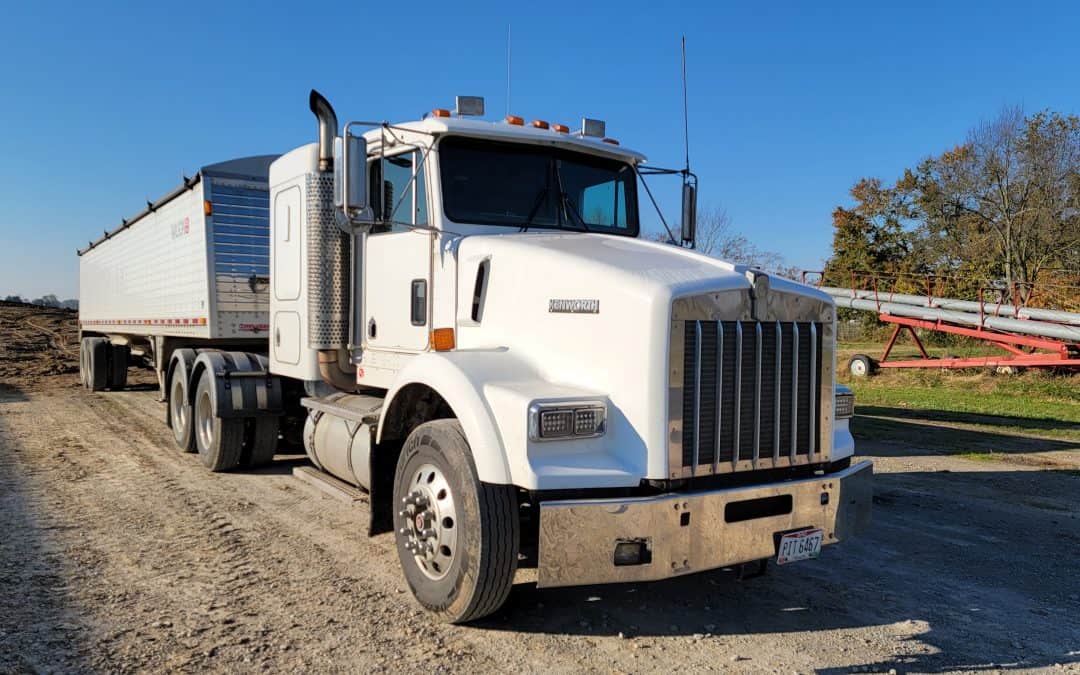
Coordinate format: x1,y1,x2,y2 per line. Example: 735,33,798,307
80,338,109,391
189,369,279,471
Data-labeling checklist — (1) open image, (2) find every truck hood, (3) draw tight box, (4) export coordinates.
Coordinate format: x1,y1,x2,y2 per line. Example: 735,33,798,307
452,231,831,306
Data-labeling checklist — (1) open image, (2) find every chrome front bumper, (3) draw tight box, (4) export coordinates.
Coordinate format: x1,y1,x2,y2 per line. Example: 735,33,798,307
536,460,872,588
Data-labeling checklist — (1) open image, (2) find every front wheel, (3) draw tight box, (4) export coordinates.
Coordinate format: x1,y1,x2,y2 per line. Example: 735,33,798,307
393,420,519,623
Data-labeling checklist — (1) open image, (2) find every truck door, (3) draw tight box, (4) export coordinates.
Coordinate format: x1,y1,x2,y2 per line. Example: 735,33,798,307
363,149,432,352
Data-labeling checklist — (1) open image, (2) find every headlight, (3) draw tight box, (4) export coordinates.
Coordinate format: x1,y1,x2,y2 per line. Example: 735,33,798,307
529,401,606,441
835,390,855,419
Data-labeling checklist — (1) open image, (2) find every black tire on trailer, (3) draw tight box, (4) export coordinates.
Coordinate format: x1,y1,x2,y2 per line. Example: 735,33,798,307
241,415,280,469
78,339,89,388
85,338,110,392
848,354,876,378
169,368,197,453
107,344,129,390
193,370,244,472
393,419,519,624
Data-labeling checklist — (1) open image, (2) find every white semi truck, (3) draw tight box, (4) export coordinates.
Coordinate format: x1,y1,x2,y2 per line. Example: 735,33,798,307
78,91,871,623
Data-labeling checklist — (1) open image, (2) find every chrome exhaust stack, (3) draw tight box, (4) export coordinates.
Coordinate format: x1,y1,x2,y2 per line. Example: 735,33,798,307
309,89,339,172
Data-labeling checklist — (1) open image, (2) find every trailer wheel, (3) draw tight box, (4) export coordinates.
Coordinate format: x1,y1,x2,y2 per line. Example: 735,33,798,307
107,344,129,390
242,416,280,468
169,369,197,453
848,354,876,378
193,371,243,472
393,420,518,624
79,340,89,388
83,338,110,391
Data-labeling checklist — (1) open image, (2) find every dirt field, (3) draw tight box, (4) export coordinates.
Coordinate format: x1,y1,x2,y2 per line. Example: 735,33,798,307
1,307,1079,674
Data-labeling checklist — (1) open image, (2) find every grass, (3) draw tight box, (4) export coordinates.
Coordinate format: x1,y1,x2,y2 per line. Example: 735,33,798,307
839,351,1080,443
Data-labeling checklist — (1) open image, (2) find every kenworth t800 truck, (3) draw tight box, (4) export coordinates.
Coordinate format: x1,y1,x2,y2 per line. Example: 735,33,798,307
78,91,871,623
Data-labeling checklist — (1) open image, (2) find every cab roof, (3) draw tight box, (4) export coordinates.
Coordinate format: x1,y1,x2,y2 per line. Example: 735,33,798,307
363,116,648,165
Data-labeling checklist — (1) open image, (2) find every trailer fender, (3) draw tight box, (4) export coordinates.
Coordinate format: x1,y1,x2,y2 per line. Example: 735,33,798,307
377,350,530,485
189,351,283,419
165,348,197,428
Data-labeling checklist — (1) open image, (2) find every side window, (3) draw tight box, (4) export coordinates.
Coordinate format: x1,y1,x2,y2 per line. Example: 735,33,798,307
581,179,627,229
369,150,428,232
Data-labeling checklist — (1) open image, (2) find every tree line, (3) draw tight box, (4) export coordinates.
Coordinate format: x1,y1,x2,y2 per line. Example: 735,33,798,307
824,107,1080,306
3,294,79,309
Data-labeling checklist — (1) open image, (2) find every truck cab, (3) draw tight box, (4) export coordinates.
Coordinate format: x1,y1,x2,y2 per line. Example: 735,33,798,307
258,92,872,622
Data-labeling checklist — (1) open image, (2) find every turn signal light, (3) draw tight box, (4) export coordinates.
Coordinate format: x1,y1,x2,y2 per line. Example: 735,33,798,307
531,119,549,129
432,108,451,118
505,115,524,126
431,327,456,351
203,200,213,216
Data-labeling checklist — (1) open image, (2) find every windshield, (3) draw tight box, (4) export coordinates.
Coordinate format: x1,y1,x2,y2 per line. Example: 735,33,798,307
438,136,639,235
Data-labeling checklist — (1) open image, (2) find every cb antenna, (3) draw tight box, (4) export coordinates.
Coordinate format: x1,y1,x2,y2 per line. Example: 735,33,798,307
681,35,690,174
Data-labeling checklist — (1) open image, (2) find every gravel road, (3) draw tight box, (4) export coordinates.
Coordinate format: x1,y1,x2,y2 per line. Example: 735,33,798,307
1,368,1078,673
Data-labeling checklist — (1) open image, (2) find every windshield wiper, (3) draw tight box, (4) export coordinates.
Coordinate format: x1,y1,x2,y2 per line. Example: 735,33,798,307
554,159,590,232
518,185,550,233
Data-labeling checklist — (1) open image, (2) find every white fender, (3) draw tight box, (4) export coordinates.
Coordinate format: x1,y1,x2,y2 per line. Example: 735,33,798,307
377,349,524,485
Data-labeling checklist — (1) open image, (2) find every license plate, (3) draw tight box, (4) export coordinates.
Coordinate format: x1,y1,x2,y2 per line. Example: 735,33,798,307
776,528,823,565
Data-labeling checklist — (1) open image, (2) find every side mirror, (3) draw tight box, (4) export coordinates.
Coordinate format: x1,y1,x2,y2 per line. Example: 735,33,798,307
680,180,697,247
334,132,371,224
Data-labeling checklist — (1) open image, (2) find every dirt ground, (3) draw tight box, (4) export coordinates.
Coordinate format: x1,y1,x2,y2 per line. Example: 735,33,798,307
1,308,1078,674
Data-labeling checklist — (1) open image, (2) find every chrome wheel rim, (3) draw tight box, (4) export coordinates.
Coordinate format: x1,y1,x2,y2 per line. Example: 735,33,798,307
398,463,458,581
196,390,213,451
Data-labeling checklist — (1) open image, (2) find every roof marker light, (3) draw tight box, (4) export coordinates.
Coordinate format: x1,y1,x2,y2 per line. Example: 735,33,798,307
531,119,549,129
602,138,620,145
552,123,569,133
432,108,451,118
505,115,524,126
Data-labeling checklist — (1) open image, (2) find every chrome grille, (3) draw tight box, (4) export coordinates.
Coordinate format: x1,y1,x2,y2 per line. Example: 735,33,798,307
680,320,823,475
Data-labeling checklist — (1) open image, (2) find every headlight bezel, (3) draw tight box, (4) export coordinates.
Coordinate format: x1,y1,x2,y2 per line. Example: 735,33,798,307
528,400,607,442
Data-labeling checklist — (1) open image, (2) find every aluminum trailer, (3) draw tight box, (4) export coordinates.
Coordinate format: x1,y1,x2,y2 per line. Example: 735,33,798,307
78,155,279,394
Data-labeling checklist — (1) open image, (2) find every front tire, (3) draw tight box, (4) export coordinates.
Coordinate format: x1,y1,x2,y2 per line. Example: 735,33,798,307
193,370,243,472
393,420,518,623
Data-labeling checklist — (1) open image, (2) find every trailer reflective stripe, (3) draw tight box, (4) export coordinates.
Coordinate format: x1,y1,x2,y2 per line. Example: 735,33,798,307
78,317,208,326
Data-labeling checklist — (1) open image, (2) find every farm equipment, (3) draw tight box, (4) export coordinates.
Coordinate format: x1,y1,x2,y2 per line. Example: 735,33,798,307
803,272,1080,375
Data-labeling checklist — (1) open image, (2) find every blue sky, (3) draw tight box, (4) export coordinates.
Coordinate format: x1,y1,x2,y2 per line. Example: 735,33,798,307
1,0,1078,299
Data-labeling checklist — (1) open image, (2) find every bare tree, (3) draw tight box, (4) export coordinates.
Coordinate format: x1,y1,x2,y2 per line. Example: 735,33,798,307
915,107,1080,302
654,206,792,276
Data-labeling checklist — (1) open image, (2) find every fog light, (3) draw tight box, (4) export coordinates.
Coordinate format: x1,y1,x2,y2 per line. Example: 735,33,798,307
613,540,651,566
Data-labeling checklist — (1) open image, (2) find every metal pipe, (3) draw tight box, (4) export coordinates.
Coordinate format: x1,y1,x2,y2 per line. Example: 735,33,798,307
309,90,339,172
821,287,1080,326
318,349,357,392
829,294,1080,343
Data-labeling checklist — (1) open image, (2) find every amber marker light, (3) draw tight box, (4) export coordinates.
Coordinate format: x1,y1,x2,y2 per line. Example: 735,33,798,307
432,108,451,117
552,123,569,133
505,115,525,126
602,138,620,145
531,119,550,129
431,328,456,351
